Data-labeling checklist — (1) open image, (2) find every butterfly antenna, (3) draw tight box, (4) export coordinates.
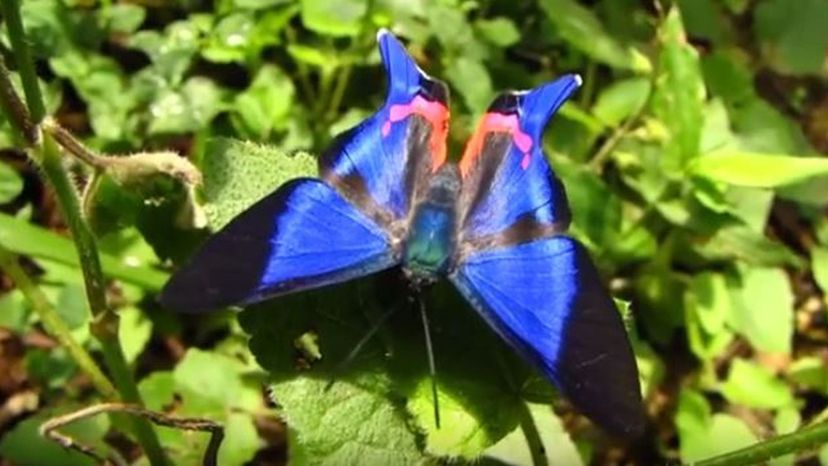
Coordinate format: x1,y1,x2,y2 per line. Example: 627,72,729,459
325,305,397,392
417,295,441,429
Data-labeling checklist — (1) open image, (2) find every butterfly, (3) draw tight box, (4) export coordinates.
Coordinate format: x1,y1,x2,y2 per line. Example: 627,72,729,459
160,30,645,438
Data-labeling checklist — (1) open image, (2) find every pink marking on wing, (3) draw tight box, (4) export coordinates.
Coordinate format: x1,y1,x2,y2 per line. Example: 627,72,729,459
520,153,531,170
381,95,449,169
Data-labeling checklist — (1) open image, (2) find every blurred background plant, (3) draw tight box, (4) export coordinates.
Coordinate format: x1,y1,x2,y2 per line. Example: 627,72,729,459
0,0,827,465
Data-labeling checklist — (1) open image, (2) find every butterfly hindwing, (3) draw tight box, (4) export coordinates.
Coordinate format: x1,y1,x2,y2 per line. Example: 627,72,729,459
450,236,645,437
160,179,397,312
456,76,580,251
320,30,449,230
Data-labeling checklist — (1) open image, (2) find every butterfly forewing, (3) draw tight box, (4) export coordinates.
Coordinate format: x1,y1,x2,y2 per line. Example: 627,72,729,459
320,30,450,233
160,179,397,312
161,31,448,312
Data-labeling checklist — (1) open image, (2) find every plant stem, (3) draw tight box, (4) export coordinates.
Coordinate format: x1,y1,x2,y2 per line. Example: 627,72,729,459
0,0,45,123
0,246,117,398
519,403,549,466
0,53,35,143
41,123,170,466
0,2,168,463
693,419,828,466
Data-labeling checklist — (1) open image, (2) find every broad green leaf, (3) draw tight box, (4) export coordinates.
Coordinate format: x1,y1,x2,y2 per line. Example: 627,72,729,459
694,224,801,268
701,49,754,106
300,0,367,36
720,359,794,409
0,162,24,203
754,0,828,75
729,267,794,353
651,6,705,173
730,98,812,155
0,212,168,290
539,0,651,72
201,138,317,229
275,377,423,465
592,77,651,127
482,404,583,466
692,152,828,187
0,289,28,331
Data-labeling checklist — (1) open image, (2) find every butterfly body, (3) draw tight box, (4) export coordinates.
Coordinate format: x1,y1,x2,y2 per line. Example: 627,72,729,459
403,164,460,283
161,30,646,438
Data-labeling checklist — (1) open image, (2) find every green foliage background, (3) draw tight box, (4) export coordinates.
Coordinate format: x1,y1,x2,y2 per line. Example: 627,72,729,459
0,0,827,464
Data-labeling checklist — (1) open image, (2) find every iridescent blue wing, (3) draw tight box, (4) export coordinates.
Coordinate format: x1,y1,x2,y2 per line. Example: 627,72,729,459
161,179,397,312
456,76,579,246
450,237,645,437
320,30,449,231
451,77,645,436
162,31,448,312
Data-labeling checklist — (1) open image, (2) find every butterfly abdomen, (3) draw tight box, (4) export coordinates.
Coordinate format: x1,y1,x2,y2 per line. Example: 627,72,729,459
403,165,461,282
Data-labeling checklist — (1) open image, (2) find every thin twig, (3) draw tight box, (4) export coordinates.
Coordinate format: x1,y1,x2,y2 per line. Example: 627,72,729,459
40,403,225,466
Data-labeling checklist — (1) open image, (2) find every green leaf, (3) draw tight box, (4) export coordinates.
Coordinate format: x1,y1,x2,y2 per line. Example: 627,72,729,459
300,0,367,36
812,247,828,304
721,359,794,409
684,272,733,361
692,152,828,187
754,0,828,75
100,3,146,34
475,18,520,47
276,377,423,464
482,404,583,466
0,162,24,203
684,414,757,462
651,6,705,173
201,138,317,229
148,77,229,135
201,13,257,64
119,306,152,364
446,57,493,114
729,267,794,353
539,0,651,72
788,357,828,395
591,77,651,127
0,212,168,290
676,0,730,44
231,65,296,139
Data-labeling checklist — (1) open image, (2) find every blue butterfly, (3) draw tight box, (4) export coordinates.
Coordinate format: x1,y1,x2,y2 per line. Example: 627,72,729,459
161,30,645,437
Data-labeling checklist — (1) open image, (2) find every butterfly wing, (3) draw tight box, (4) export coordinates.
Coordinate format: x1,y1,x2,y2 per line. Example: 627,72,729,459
161,179,397,312
320,30,449,230
450,77,645,436
162,31,448,312
456,76,579,247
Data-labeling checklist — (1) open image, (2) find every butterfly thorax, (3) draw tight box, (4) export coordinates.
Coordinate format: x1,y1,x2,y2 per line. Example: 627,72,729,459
403,164,461,284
